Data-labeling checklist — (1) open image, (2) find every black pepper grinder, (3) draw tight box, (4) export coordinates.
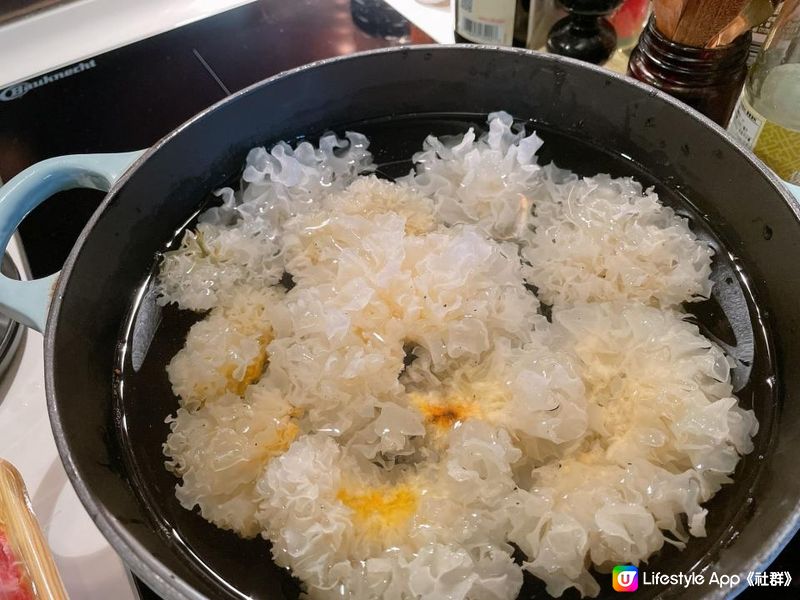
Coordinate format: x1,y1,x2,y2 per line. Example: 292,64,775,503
546,0,624,64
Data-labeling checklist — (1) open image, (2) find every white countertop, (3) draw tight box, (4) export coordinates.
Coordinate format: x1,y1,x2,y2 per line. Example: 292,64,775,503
385,0,453,43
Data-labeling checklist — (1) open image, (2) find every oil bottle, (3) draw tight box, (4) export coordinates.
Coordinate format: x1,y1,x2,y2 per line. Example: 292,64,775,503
729,0,800,185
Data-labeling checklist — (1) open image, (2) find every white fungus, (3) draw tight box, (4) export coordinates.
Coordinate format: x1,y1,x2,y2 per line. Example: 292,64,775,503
159,114,756,599
522,166,713,308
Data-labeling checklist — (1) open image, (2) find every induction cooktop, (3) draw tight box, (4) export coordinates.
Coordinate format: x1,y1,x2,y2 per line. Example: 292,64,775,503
0,0,431,279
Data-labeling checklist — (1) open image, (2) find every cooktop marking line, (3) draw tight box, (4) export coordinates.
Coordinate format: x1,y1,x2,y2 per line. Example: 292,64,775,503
191,48,231,95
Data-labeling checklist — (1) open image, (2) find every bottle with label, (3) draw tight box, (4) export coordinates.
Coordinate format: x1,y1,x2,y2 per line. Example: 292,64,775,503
454,0,529,47
729,0,800,185
747,2,785,65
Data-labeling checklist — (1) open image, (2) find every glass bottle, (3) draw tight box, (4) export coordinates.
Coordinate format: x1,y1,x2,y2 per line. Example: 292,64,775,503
525,0,564,51
609,0,651,51
454,0,529,47
628,17,752,126
729,0,800,185
747,1,786,66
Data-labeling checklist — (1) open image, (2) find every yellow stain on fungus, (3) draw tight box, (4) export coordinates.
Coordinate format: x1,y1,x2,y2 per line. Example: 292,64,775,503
409,391,482,430
256,420,300,461
222,330,274,396
288,406,306,419
336,485,417,539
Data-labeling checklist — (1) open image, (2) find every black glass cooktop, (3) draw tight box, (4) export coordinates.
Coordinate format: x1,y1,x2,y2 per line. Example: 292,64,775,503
0,0,431,279
0,1,796,599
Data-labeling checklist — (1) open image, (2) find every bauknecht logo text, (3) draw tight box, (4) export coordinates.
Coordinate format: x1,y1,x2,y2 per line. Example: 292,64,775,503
0,59,97,101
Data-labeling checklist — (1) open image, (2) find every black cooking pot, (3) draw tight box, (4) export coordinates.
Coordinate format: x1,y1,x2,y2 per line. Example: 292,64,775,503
0,46,798,600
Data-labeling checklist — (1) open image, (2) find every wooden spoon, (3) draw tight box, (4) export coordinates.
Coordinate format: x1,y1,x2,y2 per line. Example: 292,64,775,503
672,0,749,46
653,0,688,38
708,0,780,47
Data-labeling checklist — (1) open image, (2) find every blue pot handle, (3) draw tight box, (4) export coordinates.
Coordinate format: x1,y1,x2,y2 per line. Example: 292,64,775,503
0,151,144,332
787,182,800,203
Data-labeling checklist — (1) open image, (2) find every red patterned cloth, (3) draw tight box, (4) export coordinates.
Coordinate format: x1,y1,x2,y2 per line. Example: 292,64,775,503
0,531,33,600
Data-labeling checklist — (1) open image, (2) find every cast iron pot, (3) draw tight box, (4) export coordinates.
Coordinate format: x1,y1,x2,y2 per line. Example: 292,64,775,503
0,46,798,600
